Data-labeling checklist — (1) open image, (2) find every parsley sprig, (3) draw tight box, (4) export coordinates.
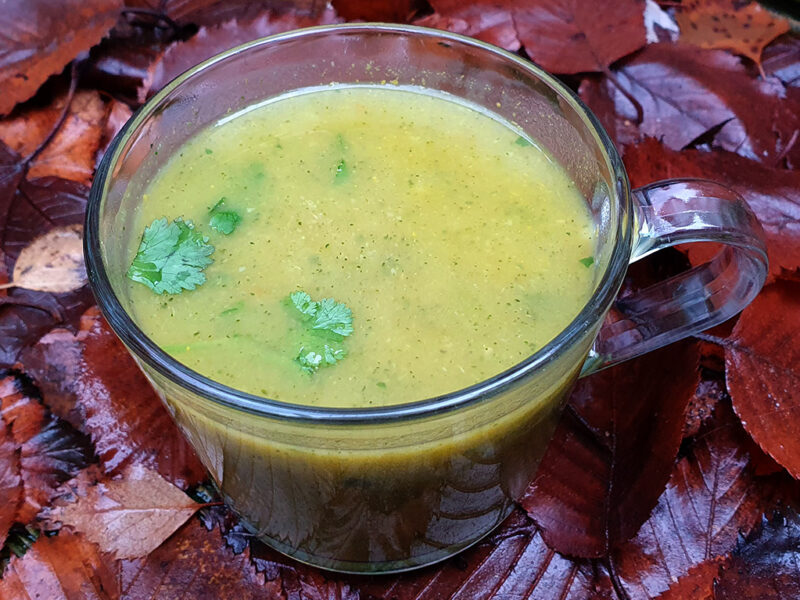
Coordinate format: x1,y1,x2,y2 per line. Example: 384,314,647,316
127,217,214,295
289,291,353,373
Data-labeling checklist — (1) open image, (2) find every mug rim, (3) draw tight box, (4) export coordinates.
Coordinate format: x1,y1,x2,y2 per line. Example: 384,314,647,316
85,22,633,425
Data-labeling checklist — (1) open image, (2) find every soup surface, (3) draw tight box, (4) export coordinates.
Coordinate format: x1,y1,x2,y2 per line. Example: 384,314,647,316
125,85,596,407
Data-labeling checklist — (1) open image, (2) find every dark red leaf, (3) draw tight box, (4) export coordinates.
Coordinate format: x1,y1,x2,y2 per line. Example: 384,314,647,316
726,281,800,479
762,33,800,87
119,519,268,599
622,138,800,278
520,340,700,558
611,404,777,599
580,44,800,165
684,374,727,438
0,420,21,548
0,373,94,524
332,0,424,22
0,0,122,115
714,509,800,600
0,531,119,599
126,0,331,27
139,8,341,99
419,0,647,73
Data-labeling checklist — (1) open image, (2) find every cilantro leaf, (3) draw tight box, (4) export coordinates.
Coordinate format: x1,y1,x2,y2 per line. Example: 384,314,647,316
127,217,214,295
290,291,317,317
295,344,346,374
208,198,242,235
311,297,353,336
514,135,533,147
288,291,353,374
579,256,595,268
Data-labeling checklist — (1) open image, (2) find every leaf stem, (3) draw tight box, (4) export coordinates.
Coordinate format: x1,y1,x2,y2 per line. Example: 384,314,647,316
692,332,730,347
605,555,631,600
604,67,644,125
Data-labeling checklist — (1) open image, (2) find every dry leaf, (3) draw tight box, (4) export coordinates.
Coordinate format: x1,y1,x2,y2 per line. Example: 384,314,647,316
676,0,791,76
0,531,119,599
1,225,87,294
47,464,200,559
0,421,22,547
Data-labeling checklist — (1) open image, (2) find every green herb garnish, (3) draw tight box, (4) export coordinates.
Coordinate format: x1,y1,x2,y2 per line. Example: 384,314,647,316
334,159,348,182
579,256,595,268
127,217,214,295
209,198,242,235
514,136,532,147
288,291,353,373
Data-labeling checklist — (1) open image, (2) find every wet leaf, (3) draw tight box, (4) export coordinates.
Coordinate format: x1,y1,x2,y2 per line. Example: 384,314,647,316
46,464,200,559
0,90,106,185
622,138,800,278
120,519,267,599
611,404,777,599
126,0,330,27
579,44,800,165
3,225,87,294
726,281,800,479
714,508,800,599
520,340,700,558
0,531,119,599
0,0,122,115
762,33,800,87
0,422,21,548
333,0,423,22
0,374,94,524
140,8,341,99
676,0,791,75
420,0,647,73
684,374,727,438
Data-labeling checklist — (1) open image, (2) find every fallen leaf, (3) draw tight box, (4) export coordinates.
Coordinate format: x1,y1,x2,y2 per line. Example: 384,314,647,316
126,0,329,26
579,44,800,165
0,421,22,547
714,508,800,599
644,0,679,44
419,0,647,73
653,561,719,600
0,0,122,115
725,281,800,479
762,33,800,87
520,340,700,558
611,404,776,599
2,225,86,294
684,374,727,438
676,0,791,76
46,464,200,559
622,138,800,278
140,8,341,99
0,531,119,599
0,90,106,185
332,0,422,22
120,519,266,599
98,100,133,160
0,374,94,523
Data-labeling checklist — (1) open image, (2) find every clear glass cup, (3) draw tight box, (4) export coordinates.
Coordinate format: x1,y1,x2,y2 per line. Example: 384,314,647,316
85,24,767,573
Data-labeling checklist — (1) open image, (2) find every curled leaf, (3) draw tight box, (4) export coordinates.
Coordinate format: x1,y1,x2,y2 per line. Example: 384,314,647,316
2,225,87,294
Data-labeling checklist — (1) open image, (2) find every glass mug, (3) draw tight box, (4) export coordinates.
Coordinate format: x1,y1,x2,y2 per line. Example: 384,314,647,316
85,24,767,573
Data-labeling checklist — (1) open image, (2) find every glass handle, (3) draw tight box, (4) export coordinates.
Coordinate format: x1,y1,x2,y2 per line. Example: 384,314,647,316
581,178,768,375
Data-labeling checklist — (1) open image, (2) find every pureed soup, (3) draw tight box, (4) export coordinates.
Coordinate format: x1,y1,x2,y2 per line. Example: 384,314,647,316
123,84,597,570
126,85,595,407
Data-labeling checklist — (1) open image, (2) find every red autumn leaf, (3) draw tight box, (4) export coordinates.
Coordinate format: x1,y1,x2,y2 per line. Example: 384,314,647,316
45,464,200,559
419,0,647,74
610,404,777,599
714,508,800,599
0,531,119,599
579,44,800,166
675,0,791,76
0,90,107,186
684,374,727,438
119,519,267,599
762,33,800,87
139,8,341,100
0,421,22,547
20,310,207,488
0,374,93,524
126,0,329,27
332,0,423,22
725,281,800,479
622,138,800,278
0,0,122,116
520,340,700,558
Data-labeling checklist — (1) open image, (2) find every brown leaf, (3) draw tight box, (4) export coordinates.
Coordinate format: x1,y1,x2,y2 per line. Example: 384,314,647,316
126,0,329,27
419,0,647,74
0,373,94,523
0,421,22,547
120,519,266,599
3,225,87,294
579,44,800,165
46,464,199,559
0,531,119,599
762,33,800,87
726,281,800,479
140,8,341,99
0,0,122,115
520,340,700,558
611,404,776,599
0,90,106,185
714,508,800,599
676,0,791,75
653,561,719,600
622,138,800,278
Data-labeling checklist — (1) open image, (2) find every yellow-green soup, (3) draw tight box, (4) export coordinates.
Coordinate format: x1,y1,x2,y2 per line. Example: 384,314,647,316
127,85,595,408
